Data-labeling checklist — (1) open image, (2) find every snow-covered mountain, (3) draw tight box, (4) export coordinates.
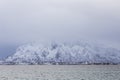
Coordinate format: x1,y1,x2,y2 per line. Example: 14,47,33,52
5,41,120,65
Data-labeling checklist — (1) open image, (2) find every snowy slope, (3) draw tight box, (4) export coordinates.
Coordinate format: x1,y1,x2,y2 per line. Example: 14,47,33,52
5,41,120,64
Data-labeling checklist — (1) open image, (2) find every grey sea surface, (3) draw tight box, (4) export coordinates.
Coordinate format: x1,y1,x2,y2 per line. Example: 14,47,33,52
0,65,120,80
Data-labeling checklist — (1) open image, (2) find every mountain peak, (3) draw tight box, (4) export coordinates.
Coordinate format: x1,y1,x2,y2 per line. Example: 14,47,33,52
5,41,120,65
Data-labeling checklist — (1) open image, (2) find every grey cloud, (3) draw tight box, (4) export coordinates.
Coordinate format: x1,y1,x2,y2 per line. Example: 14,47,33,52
0,0,120,46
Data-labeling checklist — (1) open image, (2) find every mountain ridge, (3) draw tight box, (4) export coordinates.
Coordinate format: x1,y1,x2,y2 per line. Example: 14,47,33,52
3,41,120,65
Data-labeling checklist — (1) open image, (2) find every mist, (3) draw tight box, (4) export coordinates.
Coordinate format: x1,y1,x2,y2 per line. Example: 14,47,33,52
0,0,120,58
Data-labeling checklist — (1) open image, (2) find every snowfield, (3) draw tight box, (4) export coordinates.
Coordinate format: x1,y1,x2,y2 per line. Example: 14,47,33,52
0,65,120,80
5,41,120,65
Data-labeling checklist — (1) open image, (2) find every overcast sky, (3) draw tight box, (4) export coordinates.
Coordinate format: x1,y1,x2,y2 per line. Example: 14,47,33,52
0,0,120,47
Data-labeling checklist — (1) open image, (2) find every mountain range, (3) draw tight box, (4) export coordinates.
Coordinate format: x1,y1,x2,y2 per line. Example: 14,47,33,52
1,41,120,65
